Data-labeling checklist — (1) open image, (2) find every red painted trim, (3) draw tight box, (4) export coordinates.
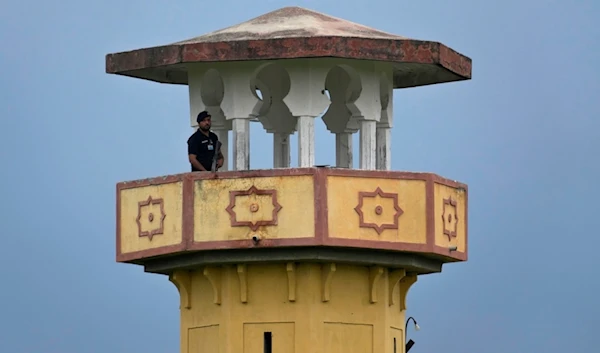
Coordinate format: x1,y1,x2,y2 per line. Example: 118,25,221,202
323,237,431,253
116,175,187,262
105,38,471,81
115,182,121,262
464,183,469,261
117,244,189,263
432,245,467,261
188,168,316,182
182,174,194,248
117,173,186,190
425,175,436,254
187,237,317,251
314,168,328,244
326,168,433,181
115,168,469,263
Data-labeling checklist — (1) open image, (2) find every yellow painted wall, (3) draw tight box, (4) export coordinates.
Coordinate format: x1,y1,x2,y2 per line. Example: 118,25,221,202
170,263,416,353
119,182,183,254
117,174,468,259
117,171,467,352
194,175,315,242
188,325,219,353
244,323,295,353
327,176,427,244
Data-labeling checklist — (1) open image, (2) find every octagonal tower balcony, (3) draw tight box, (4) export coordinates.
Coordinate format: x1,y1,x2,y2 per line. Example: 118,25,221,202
117,168,467,273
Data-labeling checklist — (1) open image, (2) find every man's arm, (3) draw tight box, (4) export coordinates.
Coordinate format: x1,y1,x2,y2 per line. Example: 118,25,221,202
213,135,224,169
216,148,224,169
188,154,207,171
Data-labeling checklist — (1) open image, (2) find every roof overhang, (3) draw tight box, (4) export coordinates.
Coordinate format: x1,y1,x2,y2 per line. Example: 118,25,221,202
105,37,471,89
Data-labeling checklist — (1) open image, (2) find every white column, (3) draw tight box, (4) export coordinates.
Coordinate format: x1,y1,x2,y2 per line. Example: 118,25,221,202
273,133,290,168
281,61,330,169
376,127,391,170
218,62,262,172
377,67,393,171
297,116,315,167
335,133,353,168
232,118,250,171
213,128,229,171
359,120,376,170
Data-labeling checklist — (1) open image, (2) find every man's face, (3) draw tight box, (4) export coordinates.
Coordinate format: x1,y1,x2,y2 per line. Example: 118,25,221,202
199,116,211,131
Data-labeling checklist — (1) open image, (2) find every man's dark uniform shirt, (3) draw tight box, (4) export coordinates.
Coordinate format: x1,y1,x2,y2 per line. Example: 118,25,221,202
187,130,219,171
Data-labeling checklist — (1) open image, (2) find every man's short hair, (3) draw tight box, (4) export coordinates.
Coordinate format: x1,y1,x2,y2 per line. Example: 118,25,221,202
197,111,211,123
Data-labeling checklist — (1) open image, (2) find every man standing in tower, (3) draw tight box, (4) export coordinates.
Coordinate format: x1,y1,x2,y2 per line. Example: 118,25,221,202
187,111,224,172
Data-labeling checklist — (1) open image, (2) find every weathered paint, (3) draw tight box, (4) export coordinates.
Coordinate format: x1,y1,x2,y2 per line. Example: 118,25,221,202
109,7,472,352
326,176,427,244
335,133,352,168
169,262,417,353
104,7,472,89
174,6,408,44
105,39,471,88
115,168,468,264
433,181,468,254
118,181,184,255
376,127,391,170
297,116,315,167
232,118,250,171
359,120,377,170
193,175,315,242
273,132,291,168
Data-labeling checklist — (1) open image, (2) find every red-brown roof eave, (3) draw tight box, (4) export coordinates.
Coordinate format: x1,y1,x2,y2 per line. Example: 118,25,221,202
105,37,471,86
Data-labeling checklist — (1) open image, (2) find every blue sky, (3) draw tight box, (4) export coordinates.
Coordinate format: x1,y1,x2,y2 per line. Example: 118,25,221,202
1,0,598,352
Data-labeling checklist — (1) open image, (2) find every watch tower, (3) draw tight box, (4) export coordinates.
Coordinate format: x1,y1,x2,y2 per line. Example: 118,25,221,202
106,6,472,353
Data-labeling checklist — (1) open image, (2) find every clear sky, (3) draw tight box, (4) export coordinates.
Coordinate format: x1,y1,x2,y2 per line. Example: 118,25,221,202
1,0,598,352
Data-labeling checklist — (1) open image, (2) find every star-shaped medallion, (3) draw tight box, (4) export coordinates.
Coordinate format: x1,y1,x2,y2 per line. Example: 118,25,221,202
441,197,459,240
226,185,283,231
136,196,167,241
354,187,404,235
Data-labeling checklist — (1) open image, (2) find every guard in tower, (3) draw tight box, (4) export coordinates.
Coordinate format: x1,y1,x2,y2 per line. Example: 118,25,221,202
187,111,224,172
